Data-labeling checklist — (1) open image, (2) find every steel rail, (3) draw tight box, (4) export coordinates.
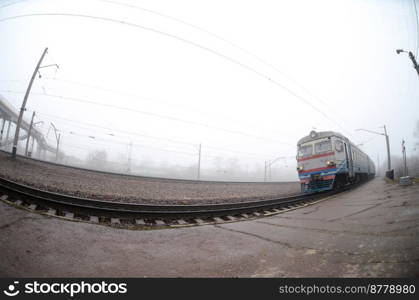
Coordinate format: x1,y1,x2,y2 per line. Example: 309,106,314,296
0,149,292,184
0,176,364,221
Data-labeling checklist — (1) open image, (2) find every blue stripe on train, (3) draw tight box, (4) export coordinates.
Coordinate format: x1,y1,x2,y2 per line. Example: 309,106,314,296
299,168,336,179
299,160,349,179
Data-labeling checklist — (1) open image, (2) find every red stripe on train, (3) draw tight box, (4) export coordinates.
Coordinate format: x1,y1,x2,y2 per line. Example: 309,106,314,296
298,165,335,174
297,151,335,162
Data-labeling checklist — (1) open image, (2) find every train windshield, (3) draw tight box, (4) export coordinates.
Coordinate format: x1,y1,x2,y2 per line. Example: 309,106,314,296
315,140,332,153
298,144,312,157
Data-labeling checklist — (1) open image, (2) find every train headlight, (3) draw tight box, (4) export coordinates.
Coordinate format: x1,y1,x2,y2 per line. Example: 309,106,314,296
326,161,336,166
297,166,303,171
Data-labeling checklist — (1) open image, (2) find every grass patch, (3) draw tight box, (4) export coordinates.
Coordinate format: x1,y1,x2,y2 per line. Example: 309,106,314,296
383,177,395,184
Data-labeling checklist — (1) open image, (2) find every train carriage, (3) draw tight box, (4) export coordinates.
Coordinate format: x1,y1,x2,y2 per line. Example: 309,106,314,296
296,130,375,193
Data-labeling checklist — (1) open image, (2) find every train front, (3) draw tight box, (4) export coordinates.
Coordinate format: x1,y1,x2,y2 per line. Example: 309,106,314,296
296,131,337,193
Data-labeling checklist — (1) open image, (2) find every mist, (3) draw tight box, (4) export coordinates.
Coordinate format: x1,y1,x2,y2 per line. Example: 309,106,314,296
1,0,418,181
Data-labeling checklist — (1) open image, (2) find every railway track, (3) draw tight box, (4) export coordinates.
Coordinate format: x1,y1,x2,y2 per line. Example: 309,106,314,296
0,176,364,228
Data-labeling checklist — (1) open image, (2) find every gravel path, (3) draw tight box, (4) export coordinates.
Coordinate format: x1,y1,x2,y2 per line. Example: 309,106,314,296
0,151,300,204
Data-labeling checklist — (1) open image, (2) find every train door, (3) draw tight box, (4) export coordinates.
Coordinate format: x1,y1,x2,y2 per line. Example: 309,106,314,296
344,142,354,177
347,143,354,177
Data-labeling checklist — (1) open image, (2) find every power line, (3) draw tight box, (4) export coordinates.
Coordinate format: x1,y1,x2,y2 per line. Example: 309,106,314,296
35,77,291,137
97,0,358,140
33,110,196,146
3,89,292,144
1,76,291,138
0,0,29,9
53,126,196,154
97,0,343,114
55,127,262,160
1,0,357,139
26,109,281,159
414,0,419,57
48,126,197,156
58,130,198,157
0,12,355,140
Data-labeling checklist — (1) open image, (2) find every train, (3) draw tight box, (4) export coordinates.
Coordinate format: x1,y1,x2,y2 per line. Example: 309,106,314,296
296,130,375,193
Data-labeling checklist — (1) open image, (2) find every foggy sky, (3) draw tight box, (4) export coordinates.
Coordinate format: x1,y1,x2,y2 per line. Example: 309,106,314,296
1,0,418,180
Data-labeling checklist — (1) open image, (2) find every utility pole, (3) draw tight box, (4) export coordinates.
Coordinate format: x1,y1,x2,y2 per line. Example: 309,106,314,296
197,144,202,180
264,160,267,182
402,140,408,176
356,126,391,171
4,120,11,148
30,136,35,156
56,133,61,162
49,122,61,162
0,118,5,141
12,47,49,158
25,111,35,156
383,125,391,171
408,51,419,77
265,156,286,182
396,49,419,77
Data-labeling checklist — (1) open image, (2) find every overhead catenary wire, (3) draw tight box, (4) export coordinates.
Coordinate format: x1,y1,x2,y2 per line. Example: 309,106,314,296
56,130,198,157
2,89,293,145
14,76,293,138
31,110,198,146
0,12,356,141
0,76,294,141
52,127,257,161
30,109,282,159
0,0,29,9
413,0,419,57
1,0,351,119
98,0,352,127
46,142,198,170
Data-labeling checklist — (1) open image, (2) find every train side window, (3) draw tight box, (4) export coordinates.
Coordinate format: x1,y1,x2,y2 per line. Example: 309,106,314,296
335,140,343,152
298,144,312,157
314,140,332,153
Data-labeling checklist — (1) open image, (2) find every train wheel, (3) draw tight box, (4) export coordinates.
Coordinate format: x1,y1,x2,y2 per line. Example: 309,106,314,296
333,179,341,190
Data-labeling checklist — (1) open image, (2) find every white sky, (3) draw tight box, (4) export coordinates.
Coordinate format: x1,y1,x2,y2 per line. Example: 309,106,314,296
0,0,418,179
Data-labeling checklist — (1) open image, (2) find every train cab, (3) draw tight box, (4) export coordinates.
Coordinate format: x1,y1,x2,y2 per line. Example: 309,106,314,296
297,131,349,192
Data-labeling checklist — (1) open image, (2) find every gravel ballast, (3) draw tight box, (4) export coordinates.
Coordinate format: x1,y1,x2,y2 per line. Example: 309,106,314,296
0,151,300,204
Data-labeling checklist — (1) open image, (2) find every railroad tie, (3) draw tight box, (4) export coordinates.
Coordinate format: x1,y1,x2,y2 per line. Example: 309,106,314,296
0,194,8,201
28,204,37,210
64,212,74,219
176,219,188,225
47,208,56,216
90,216,99,223
135,219,146,225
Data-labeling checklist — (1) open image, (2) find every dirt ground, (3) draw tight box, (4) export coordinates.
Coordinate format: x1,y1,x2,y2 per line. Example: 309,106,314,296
0,177,418,277
0,151,299,204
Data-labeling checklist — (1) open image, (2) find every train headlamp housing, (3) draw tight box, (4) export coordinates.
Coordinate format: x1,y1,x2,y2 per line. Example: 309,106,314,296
297,166,304,171
326,160,336,166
